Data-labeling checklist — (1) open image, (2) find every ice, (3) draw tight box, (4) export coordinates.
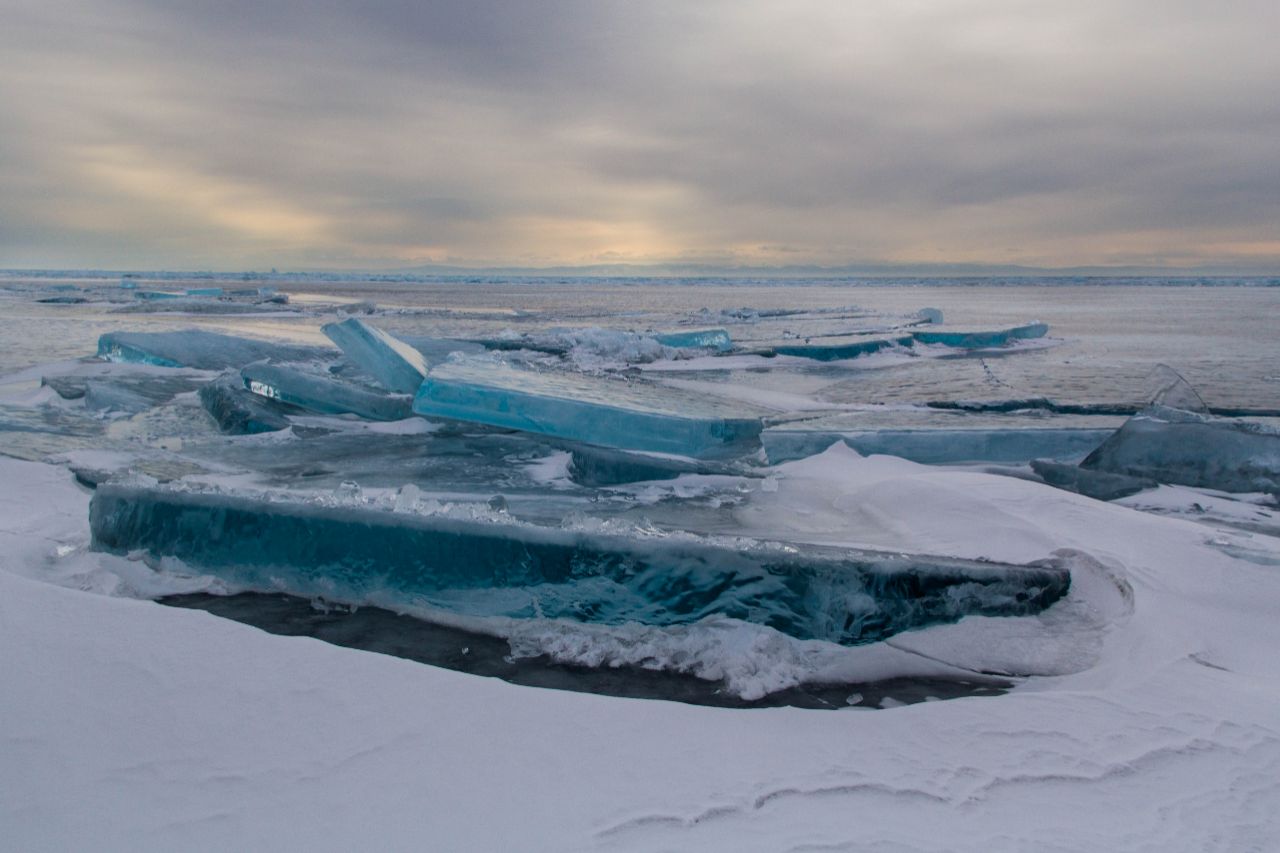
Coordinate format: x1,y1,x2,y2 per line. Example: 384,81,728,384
1144,363,1209,413
88,482,1070,644
241,361,412,421
763,409,1124,465
413,357,766,459
1030,458,1157,501
321,318,429,394
198,372,293,434
916,307,944,324
771,334,913,361
97,329,329,370
912,321,1049,348
133,290,182,301
566,444,746,487
651,328,733,351
1081,405,1280,495
184,287,223,297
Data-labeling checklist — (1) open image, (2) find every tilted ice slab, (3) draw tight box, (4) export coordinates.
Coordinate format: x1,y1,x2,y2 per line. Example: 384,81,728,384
198,373,293,434
413,357,766,459
241,362,412,421
98,330,329,371
321,318,429,394
1081,405,1280,495
769,335,914,362
88,483,1070,645
763,409,1125,465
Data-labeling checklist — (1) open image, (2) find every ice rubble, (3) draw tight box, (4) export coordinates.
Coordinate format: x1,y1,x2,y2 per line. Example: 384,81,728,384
89,482,1069,644
413,357,767,458
322,317,429,394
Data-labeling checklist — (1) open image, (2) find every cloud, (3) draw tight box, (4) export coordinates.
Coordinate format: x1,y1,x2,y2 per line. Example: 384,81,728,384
0,0,1276,269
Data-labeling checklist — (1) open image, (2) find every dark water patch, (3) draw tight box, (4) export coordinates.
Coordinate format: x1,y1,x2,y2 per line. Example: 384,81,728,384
159,591,1010,710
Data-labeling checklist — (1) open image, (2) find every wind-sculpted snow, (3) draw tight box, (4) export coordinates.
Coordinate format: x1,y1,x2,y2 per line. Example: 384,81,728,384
97,329,329,370
88,483,1069,645
1082,405,1280,495
241,361,413,421
413,357,766,458
321,318,429,394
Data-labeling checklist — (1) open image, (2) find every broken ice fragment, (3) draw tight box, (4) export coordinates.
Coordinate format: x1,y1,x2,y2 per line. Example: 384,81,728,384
566,444,744,487
651,328,733,351
89,483,1071,645
911,322,1048,348
241,361,412,421
771,335,912,362
1081,405,1280,495
321,318,429,394
916,307,943,324
1144,364,1208,414
762,409,1124,465
133,290,182,301
198,372,292,434
1030,459,1156,501
412,357,765,459
97,329,329,370
185,287,223,297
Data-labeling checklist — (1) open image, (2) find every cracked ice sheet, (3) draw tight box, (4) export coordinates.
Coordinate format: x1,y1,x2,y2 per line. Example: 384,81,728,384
4,450,1280,850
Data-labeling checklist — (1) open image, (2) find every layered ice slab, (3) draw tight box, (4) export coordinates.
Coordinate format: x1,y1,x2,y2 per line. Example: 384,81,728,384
911,321,1048,349
321,318,429,394
89,484,1070,644
763,409,1125,465
98,330,329,370
770,335,912,362
413,358,766,459
1081,405,1280,495
198,372,292,434
241,362,412,421
651,328,733,351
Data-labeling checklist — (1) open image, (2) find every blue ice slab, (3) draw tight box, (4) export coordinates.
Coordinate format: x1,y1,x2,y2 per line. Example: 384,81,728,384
565,444,748,487
198,373,292,434
241,361,412,421
413,358,765,459
97,330,330,370
651,328,733,351
763,410,1125,465
770,335,913,362
89,484,1070,645
134,290,182,301
185,287,224,297
1081,406,1280,494
911,322,1048,348
321,318,429,394
1030,459,1156,501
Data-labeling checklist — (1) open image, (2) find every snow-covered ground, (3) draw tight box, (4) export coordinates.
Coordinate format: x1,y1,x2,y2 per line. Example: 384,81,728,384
4,445,1279,851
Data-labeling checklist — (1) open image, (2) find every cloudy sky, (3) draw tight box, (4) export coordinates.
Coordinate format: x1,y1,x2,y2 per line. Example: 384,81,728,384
1,0,1276,271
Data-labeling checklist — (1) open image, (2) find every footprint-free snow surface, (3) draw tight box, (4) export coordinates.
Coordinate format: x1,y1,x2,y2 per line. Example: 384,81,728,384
4,275,1280,851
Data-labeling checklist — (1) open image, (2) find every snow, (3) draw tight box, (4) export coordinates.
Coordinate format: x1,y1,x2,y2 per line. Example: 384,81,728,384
4,441,1280,850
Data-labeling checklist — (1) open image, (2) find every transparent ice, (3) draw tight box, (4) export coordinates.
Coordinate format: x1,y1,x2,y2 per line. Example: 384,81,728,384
241,361,412,421
322,318,429,394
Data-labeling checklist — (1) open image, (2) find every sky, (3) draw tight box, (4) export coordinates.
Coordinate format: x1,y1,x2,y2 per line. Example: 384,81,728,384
0,0,1277,272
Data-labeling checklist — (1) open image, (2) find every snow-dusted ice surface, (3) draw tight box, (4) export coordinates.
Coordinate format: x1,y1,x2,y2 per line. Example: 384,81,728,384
5,277,1280,850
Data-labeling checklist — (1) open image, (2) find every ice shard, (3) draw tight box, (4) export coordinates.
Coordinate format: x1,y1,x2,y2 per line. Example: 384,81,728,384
1081,406,1280,495
1144,364,1208,413
321,318,429,394
911,321,1048,348
412,357,765,459
89,483,1070,645
651,328,733,351
241,361,412,421
198,372,293,434
97,329,329,370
